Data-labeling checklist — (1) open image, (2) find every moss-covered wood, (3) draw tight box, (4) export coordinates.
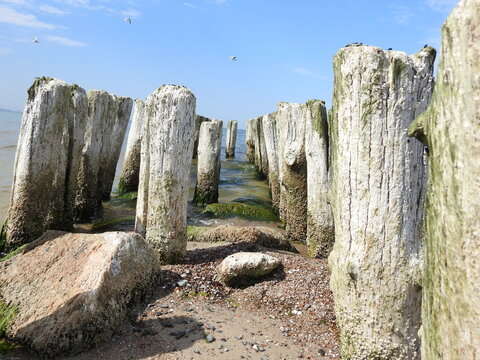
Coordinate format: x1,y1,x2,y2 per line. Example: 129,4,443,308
408,1,480,358
329,45,435,359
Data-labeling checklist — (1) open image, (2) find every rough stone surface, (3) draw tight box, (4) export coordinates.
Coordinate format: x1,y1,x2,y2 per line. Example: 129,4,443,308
408,1,480,358
135,85,196,263
245,118,256,163
225,120,238,158
305,100,334,258
119,99,144,193
262,113,281,214
276,102,308,243
101,96,133,200
192,115,210,159
0,230,159,358
191,225,297,252
328,45,435,359
193,119,223,205
2,77,88,249
217,252,281,285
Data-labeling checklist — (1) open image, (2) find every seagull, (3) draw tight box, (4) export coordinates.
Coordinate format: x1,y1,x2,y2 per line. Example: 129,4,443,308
229,56,237,61
387,47,393,50
32,36,39,43
423,44,428,48
124,17,132,24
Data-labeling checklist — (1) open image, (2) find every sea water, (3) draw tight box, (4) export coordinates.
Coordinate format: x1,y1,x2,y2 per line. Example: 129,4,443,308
0,109,268,224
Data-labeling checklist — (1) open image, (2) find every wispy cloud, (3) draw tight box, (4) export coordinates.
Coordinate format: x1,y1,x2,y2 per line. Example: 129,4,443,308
39,4,69,15
0,6,55,28
425,0,459,12
121,8,141,18
292,67,327,80
45,35,86,46
0,0,31,4
390,5,414,26
183,2,201,9
0,47,13,55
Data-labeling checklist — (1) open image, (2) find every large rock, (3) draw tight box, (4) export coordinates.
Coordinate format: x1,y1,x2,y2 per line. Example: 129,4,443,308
0,231,159,358
217,252,281,285
119,99,145,193
135,85,196,263
191,225,297,252
193,119,223,205
328,45,435,359
2,77,88,249
409,0,480,358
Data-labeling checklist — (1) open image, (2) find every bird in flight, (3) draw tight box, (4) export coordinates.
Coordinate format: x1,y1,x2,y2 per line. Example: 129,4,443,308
32,36,39,43
229,56,237,61
124,17,132,24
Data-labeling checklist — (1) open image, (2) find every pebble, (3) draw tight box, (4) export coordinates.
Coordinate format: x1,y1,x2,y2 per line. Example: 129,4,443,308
205,334,215,343
178,279,188,287
318,349,326,356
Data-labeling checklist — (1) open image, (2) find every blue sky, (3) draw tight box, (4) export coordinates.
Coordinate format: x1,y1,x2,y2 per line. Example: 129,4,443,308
0,0,458,128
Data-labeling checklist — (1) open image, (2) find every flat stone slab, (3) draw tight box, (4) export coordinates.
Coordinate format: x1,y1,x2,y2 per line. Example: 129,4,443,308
217,252,281,285
0,230,160,358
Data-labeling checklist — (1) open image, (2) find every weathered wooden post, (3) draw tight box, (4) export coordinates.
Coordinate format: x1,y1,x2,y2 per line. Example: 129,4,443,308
135,85,196,263
305,100,334,258
193,115,210,159
276,102,308,243
409,0,479,358
253,117,269,178
119,99,145,193
328,45,435,359
101,96,133,200
262,113,280,213
1,77,88,249
73,90,117,221
225,120,238,158
193,119,223,205
245,118,256,163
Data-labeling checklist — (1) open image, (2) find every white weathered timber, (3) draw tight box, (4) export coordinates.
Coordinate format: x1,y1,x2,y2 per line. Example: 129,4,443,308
305,100,334,258
253,117,269,178
262,113,280,213
101,96,133,200
2,77,88,249
408,1,480,358
193,115,210,159
135,85,196,263
245,118,256,163
73,90,117,221
119,99,145,193
276,102,308,243
193,119,223,205
328,45,435,359
225,120,238,158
